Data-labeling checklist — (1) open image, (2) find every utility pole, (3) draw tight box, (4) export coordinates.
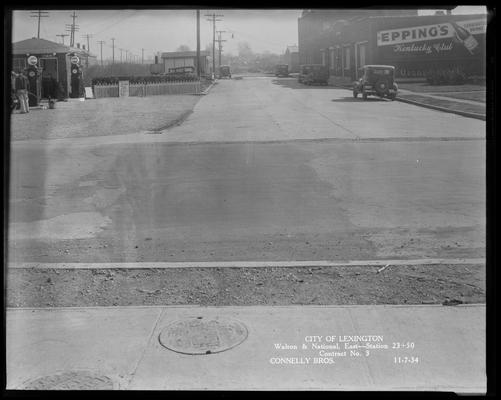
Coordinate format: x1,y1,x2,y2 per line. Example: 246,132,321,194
125,50,129,63
69,11,78,46
56,33,69,44
98,40,105,66
196,10,200,77
141,48,144,64
66,24,79,47
205,12,223,78
119,48,124,63
110,38,116,64
216,30,227,70
30,10,49,39
82,34,92,52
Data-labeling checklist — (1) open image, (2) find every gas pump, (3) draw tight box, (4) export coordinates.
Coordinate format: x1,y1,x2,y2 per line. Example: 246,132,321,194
70,55,82,98
26,55,41,107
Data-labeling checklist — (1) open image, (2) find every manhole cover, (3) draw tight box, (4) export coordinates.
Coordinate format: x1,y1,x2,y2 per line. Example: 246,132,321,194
158,316,248,355
21,371,114,390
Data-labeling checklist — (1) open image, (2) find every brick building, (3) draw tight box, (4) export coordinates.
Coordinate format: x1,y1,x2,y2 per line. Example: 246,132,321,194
298,9,487,83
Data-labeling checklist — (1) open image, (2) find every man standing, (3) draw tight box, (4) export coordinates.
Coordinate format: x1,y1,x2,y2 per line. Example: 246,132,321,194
15,69,30,113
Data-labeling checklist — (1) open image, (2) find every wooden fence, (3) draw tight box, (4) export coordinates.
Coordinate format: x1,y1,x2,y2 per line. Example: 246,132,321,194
93,80,201,98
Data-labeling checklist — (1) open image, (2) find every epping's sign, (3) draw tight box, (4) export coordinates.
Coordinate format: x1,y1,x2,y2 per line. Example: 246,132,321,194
377,19,486,46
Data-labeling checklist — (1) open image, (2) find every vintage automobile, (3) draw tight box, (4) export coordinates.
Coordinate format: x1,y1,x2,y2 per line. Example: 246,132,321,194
275,64,289,77
219,65,231,79
353,65,398,100
298,64,329,85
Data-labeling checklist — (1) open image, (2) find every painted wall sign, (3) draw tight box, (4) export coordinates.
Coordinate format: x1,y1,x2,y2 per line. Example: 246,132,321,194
376,18,486,60
377,19,486,46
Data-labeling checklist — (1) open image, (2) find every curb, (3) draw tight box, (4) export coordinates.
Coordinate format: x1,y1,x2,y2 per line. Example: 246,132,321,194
330,84,486,121
10,258,485,269
396,97,486,121
193,81,217,96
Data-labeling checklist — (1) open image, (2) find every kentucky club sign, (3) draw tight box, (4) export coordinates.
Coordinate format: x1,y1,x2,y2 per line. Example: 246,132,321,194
377,19,486,55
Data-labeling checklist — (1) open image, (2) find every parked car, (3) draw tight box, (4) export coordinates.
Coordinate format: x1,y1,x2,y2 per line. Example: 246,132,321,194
298,64,329,85
219,65,231,79
353,65,398,100
275,64,289,77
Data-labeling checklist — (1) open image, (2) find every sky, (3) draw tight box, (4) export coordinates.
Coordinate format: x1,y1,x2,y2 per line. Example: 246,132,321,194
11,7,487,61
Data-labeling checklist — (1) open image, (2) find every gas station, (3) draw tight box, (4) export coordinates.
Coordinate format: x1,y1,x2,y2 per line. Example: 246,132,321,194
12,37,96,106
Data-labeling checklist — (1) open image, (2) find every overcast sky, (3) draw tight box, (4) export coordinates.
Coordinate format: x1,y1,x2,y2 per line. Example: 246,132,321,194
11,7,487,60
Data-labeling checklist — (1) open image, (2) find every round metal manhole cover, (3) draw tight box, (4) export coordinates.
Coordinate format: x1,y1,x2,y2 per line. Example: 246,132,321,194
21,371,114,390
158,316,248,355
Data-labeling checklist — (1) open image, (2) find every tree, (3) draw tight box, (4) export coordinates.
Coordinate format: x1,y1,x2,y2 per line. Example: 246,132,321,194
237,42,253,60
177,44,191,51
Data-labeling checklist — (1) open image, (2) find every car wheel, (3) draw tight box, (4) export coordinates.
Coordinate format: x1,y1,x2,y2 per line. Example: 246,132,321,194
353,90,358,98
362,92,368,100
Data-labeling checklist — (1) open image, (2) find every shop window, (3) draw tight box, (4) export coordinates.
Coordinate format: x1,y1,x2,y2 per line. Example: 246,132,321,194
343,47,350,70
358,44,366,68
330,50,335,69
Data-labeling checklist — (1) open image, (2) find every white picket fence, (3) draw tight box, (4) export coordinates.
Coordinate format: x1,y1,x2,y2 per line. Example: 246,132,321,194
93,81,201,98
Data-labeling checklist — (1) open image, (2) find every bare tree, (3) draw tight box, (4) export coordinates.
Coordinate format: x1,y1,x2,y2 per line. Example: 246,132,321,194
177,44,191,51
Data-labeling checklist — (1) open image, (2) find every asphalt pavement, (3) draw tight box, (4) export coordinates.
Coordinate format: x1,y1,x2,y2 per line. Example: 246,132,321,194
9,77,485,263
6,76,487,392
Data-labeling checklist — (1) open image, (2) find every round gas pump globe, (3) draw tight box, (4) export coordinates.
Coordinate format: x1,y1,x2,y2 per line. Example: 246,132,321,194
70,56,80,64
27,55,38,66
28,70,36,77
72,68,79,74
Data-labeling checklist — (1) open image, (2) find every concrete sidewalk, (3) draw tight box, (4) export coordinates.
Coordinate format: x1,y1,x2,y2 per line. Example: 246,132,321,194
7,304,485,392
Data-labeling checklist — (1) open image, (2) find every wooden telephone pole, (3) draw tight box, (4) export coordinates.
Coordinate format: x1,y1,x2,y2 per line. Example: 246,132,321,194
97,40,105,65
205,12,223,77
30,10,49,39
216,30,227,70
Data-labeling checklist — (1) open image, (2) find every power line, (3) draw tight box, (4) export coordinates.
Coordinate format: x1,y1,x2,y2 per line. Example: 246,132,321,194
30,10,49,39
93,10,139,36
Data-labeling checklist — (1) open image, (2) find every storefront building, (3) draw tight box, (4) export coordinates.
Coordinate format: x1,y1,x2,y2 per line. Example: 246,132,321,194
284,45,299,73
12,37,97,99
298,10,487,82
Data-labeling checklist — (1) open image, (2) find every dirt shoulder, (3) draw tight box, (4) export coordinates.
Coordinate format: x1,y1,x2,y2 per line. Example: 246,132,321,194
7,264,485,308
10,95,201,141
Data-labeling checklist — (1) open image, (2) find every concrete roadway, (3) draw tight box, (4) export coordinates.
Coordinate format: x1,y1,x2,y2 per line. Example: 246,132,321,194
8,77,486,263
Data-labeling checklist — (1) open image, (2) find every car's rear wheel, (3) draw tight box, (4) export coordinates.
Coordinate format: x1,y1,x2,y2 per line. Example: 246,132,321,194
375,79,389,96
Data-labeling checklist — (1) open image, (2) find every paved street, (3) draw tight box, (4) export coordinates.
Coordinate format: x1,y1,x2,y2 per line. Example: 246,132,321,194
9,77,485,263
